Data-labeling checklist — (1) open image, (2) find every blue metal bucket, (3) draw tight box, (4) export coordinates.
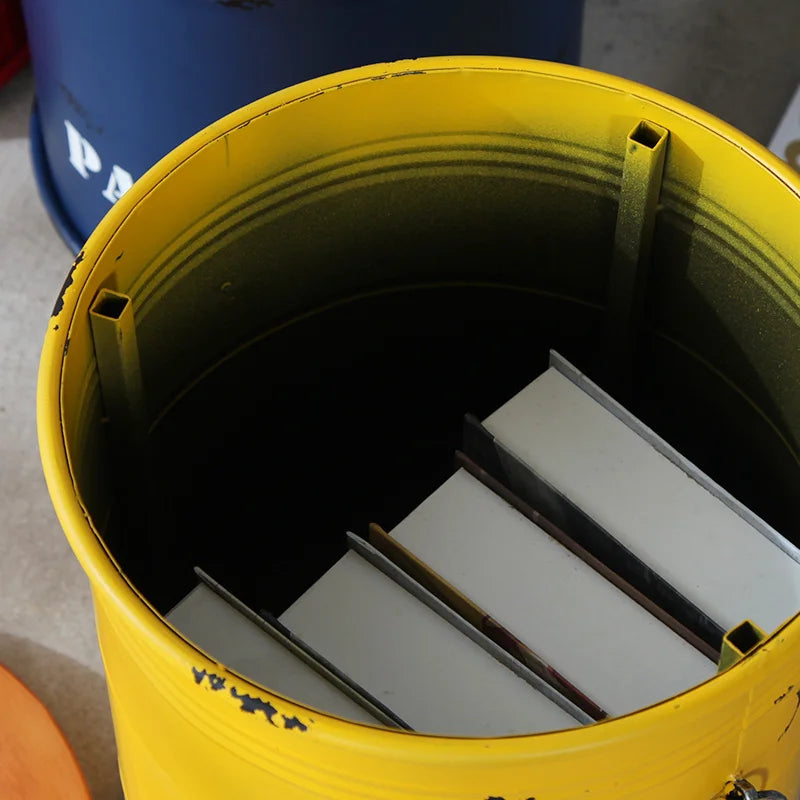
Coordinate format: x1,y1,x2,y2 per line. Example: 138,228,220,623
22,0,584,253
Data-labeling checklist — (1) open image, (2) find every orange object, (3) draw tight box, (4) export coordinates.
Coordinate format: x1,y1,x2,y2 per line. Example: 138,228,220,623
0,664,89,800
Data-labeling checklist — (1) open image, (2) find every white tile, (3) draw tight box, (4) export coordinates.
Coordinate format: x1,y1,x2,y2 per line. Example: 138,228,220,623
390,469,715,717
484,367,800,633
280,552,579,735
167,585,377,724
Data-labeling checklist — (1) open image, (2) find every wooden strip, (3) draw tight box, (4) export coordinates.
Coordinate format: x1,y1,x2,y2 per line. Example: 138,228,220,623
347,532,593,725
455,450,719,662
368,522,607,721
280,550,581,735
463,409,723,653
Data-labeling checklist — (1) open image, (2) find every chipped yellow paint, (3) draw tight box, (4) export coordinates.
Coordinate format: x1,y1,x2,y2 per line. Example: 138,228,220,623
38,57,800,799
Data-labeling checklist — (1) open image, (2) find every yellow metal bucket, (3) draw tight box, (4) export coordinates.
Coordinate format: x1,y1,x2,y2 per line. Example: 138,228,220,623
38,57,800,799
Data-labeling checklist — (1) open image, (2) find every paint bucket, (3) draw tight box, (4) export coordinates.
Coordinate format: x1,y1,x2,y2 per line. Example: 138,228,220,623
20,0,584,253
39,58,800,799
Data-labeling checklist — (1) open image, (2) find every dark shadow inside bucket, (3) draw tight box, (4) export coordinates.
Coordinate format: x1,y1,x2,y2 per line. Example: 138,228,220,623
145,285,606,614
89,166,800,617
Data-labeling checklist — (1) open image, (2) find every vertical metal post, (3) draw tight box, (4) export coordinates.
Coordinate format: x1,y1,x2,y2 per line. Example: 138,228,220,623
89,288,149,556
718,619,767,673
605,120,669,400
89,288,147,449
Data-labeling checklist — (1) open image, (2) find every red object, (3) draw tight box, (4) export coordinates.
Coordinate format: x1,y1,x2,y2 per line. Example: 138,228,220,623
0,0,28,87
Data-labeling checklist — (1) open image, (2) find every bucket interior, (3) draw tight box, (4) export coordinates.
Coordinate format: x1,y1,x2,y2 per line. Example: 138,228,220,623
58,64,800,668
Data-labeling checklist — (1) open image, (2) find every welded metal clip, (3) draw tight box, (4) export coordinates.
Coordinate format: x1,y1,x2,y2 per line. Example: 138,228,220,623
726,778,787,800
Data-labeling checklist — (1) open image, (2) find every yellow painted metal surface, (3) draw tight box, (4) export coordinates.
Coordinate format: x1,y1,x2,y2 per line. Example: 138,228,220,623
719,621,768,673
38,58,800,799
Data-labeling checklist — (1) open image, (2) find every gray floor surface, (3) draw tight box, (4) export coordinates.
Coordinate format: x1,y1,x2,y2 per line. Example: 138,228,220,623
0,2,797,797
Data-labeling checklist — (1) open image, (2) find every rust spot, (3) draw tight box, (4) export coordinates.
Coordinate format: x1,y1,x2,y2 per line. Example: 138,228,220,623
774,685,794,704
778,689,800,741
52,251,84,317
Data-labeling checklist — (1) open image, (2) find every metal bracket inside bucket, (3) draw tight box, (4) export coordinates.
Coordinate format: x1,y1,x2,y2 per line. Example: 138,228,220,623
605,120,669,400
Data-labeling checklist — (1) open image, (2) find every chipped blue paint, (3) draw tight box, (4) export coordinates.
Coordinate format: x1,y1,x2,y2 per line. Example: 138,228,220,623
191,666,311,732
230,687,279,725
486,796,536,800
282,715,308,732
192,667,226,691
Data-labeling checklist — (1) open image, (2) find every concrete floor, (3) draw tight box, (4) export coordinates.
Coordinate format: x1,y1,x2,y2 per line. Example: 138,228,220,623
0,2,797,797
